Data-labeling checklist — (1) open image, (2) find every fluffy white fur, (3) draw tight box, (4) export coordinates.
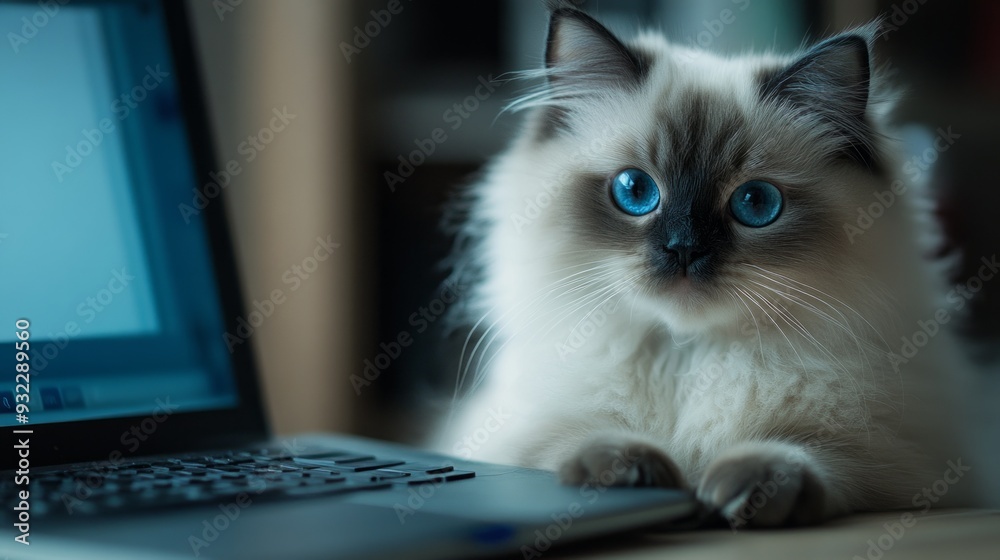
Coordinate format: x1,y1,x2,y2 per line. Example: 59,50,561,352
433,11,978,526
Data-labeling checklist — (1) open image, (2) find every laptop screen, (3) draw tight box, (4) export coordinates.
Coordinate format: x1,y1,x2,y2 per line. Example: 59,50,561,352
0,1,239,426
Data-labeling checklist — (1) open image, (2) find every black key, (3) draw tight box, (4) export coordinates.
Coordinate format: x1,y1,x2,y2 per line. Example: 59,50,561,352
292,457,402,472
332,454,377,464
332,459,406,472
443,470,475,482
382,463,454,475
403,470,475,485
303,471,346,483
300,469,334,477
291,454,375,466
284,449,351,459
252,454,292,462
317,474,347,483
403,475,444,485
293,478,329,487
369,471,409,482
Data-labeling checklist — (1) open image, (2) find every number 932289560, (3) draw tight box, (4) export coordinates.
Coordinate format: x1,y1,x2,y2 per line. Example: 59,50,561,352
14,319,30,424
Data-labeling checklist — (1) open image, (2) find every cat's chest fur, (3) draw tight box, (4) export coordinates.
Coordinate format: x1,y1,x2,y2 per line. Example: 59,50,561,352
489,325,870,476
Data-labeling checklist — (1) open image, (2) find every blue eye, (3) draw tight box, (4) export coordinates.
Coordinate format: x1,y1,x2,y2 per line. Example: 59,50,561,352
611,169,660,216
729,180,783,227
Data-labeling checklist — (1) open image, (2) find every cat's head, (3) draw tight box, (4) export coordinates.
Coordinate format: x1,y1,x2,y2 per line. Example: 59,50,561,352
500,7,895,335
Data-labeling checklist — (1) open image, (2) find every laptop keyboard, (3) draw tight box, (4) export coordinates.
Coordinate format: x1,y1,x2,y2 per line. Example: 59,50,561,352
5,445,475,517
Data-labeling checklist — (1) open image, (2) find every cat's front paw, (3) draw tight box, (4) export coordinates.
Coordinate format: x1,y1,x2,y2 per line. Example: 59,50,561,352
558,436,683,488
697,443,828,528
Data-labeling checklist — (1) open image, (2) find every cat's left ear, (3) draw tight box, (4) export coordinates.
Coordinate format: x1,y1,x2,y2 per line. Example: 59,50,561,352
545,5,647,90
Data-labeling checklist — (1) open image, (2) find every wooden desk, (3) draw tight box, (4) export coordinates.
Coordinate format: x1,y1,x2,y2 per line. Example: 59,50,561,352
545,510,1000,560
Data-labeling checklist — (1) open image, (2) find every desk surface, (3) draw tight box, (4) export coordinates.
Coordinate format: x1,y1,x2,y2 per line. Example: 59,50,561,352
547,509,1000,560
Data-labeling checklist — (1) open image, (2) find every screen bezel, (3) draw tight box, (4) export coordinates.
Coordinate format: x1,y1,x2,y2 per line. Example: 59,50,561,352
2,0,270,469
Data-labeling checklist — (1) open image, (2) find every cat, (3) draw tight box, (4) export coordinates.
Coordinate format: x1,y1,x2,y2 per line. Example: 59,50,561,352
432,4,977,527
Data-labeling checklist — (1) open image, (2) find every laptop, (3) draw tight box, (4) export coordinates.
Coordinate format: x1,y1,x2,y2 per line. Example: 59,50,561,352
0,1,697,558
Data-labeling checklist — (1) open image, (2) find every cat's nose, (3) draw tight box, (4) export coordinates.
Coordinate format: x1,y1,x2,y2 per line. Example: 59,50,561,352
663,239,709,275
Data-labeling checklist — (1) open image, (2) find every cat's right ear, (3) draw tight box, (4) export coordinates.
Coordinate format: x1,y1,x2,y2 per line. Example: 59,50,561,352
545,5,647,90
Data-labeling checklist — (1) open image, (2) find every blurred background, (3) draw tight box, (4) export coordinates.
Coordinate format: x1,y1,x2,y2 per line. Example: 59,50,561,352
185,0,1000,445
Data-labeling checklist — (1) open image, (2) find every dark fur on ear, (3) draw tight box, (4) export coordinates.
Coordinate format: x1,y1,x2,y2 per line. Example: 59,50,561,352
531,4,650,138
759,24,883,168
545,5,647,87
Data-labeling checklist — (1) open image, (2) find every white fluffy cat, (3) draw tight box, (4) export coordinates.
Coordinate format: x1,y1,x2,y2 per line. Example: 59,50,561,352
434,5,977,526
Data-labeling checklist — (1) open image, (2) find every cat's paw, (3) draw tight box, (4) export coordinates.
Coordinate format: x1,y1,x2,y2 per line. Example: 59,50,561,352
697,443,828,528
558,436,683,488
